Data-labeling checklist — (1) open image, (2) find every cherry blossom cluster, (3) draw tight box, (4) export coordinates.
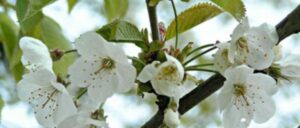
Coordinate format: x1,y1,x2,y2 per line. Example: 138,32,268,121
214,17,300,128
16,17,300,128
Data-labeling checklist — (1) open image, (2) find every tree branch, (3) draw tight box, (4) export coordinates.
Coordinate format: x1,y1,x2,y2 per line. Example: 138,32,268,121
276,5,300,43
142,4,300,128
146,0,160,41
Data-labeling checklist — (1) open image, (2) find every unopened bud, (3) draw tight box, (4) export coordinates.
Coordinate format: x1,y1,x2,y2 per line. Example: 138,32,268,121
50,49,64,61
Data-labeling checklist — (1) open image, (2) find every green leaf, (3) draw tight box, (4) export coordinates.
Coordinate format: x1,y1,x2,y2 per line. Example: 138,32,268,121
16,0,44,34
67,0,78,13
0,13,23,81
97,20,147,50
165,3,223,40
104,0,129,22
0,96,3,119
17,0,56,22
211,0,246,21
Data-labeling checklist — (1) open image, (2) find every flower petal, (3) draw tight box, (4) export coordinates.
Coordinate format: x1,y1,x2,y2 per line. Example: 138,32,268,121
87,73,117,103
165,53,184,81
115,62,136,92
252,91,276,123
53,92,77,125
137,61,159,83
75,32,108,58
68,58,99,88
224,65,254,84
247,73,277,95
105,43,128,63
19,37,52,72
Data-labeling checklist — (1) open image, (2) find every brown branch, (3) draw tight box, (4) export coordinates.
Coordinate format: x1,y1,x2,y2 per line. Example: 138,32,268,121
276,5,300,43
142,4,300,128
146,0,160,41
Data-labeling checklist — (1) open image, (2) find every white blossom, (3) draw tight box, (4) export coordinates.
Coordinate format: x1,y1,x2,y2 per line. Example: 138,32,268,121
68,32,136,104
276,53,300,85
58,96,108,128
163,108,180,128
18,69,77,127
137,53,184,101
214,43,234,75
19,37,53,72
218,65,277,128
228,17,278,70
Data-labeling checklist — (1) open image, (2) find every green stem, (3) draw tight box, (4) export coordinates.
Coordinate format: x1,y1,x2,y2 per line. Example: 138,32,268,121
185,68,217,73
170,0,178,49
64,49,77,54
187,44,215,56
183,46,217,66
76,88,87,99
185,63,213,69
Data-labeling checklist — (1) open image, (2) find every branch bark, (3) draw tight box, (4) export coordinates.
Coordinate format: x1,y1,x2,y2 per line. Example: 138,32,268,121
142,4,300,128
146,0,160,41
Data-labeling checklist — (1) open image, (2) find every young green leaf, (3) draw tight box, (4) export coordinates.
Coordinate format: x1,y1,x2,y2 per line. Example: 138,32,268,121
104,0,129,22
17,0,56,22
165,3,223,40
67,0,78,13
97,20,147,50
211,0,246,21
0,13,23,81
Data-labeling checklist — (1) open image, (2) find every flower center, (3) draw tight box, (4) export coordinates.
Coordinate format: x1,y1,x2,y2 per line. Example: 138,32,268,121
221,49,229,58
234,84,250,106
233,84,246,96
101,57,115,69
94,57,115,75
162,65,177,75
237,37,249,53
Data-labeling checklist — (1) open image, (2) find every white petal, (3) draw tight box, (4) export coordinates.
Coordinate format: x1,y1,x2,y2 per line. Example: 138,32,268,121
75,32,108,58
281,64,300,78
224,65,254,84
232,17,250,42
247,23,278,49
247,73,277,95
218,80,234,111
88,73,117,103
223,103,252,128
214,45,232,75
245,44,274,70
115,62,136,92
151,79,181,97
165,53,184,81
17,69,56,101
105,43,128,63
68,58,99,88
164,108,180,128
53,92,77,125
19,37,52,72
252,91,276,123
272,45,282,61
137,61,159,83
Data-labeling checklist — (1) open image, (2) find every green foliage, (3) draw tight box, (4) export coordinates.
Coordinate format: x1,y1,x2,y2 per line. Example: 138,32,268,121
97,20,147,50
104,0,129,22
15,0,75,77
17,0,56,22
0,96,3,119
0,13,23,81
211,0,246,21
165,3,223,40
67,0,78,13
